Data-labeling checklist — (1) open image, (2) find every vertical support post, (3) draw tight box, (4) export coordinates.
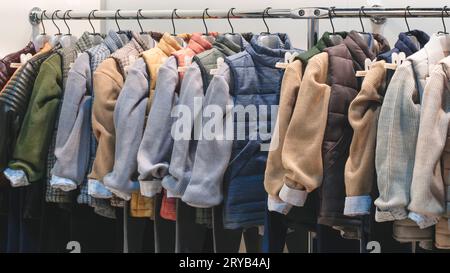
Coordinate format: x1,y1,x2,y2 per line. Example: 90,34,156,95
29,7,41,42
307,17,319,50
307,231,315,253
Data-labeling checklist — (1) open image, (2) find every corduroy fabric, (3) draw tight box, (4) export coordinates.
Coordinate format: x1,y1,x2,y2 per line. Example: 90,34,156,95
343,61,387,216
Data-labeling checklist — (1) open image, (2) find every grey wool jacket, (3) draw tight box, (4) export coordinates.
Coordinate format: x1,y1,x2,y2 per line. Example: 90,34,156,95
375,34,450,230
103,34,182,199
181,63,234,208
140,35,247,198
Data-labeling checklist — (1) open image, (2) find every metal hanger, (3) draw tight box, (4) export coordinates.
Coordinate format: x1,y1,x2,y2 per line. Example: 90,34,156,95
404,6,413,33
59,10,78,48
227,8,236,34
328,6,343,45
137,9,155,48
115,9,130,42
171,9,184,46
87,10,103,45
261,7,271,34
201,8,215,43
328,7,336,34
33,9,50,50
49,10,62,47
438,6,449,34
224,8,241,45
258,7,279,49
358,6,371,44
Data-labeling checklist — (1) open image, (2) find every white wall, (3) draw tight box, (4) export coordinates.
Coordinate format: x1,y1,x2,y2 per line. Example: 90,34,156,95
103,0,450,50
0,0,449,57
0,0,101,56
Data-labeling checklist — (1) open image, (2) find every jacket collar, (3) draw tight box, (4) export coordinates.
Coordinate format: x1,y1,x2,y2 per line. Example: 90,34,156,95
186,33,213,54
424,33,450,76
157,33,183,56
440,55,450,80
104,31,129,53
246,33,294,67
396,30,430,56
75,32,95,52
111,32,149,76
214,34,248,56
346,30,376,65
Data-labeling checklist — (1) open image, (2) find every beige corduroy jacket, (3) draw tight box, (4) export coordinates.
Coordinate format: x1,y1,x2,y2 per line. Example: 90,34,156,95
343,61,386,216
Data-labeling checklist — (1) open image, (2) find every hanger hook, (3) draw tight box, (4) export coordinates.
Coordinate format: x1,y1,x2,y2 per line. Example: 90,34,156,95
40,10,47,35
202,8,210,35
359,6,366,33
404,6,412,33
171,9,179,36
441,6,449,34
328,7,336,34
227,8,236,34
262,7,271,34
137,9,145,34
88,10,98,34
51,10,61,35
115,9,122,32
62,10,72,35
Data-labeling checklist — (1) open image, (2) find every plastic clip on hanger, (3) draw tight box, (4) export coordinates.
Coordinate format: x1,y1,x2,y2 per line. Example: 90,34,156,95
356,58,376,77
32,9,51,51
59,10,78,48
258,7,279,49
275,52,299,69
384,52,406,70
49,10,62,47
201,8,215,43
137,9,155,49
171,9,185,46
88,10,104,45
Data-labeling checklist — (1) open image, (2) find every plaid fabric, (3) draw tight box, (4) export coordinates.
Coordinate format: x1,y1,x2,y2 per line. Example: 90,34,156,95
110,32,147,75
77,31,128,217
45,32,94,203
160,190,176,221
196,208,212,227
110,195,125,207
130,192,154,219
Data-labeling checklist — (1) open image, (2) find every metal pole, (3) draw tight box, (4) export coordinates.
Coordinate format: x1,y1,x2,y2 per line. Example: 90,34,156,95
307,17,319,50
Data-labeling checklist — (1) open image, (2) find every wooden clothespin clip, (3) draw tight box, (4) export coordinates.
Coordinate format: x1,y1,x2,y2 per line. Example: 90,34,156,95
10,53,33,69
177,56,193,73
356,58,376,77
384,52,406,70
275,52,299,69
209,57,225,75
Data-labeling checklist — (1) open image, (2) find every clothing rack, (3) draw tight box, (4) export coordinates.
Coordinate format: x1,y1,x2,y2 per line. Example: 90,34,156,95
28,7,450,52
27,5,450,254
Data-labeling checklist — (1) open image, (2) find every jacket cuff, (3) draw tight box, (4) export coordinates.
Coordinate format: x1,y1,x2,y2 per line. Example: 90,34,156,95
375,207,408,222
161,175,186,199
139,180,162,198
267,196,293,215
343,195,372,216
3,168,30,187
50,175,77,191
408,212,439,229
279,184,308,207
106,187,131,201
88,179,113,199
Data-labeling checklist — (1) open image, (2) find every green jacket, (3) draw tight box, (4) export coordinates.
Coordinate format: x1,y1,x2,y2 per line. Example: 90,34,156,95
8,53,62,183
